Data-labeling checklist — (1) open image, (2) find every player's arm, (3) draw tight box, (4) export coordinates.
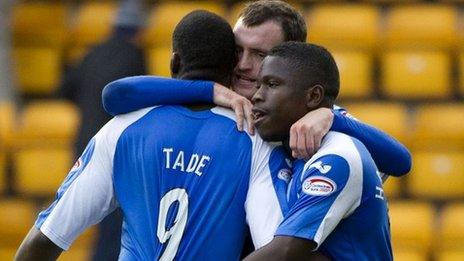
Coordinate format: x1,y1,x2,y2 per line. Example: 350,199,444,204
290,107,411,176
102,76,214,116
15,227,62,261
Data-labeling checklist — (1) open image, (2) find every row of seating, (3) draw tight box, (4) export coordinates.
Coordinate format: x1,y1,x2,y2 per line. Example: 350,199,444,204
11,46,464,98
12,2,464,49
0,197,462,260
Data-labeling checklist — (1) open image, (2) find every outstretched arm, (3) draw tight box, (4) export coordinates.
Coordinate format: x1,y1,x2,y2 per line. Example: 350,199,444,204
102,76,214,116
15,227,63,261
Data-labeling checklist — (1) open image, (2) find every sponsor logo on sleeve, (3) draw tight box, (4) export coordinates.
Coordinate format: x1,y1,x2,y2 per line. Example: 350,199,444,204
277,168,292,183
308,161,332,174
302,176,337,196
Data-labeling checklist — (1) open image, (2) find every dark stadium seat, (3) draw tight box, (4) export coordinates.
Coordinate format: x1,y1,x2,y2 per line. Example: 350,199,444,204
412,104,464,150
381,49,451,99
389,201,434,252
305,4,380,50
341,102,409,144
147,47,172,77
332,50,373,99
13,47,62,95
12,2,68,47
440,203,464,251
384,4,458,49
409,150,464,199
144,1,226,47
0,199,35,247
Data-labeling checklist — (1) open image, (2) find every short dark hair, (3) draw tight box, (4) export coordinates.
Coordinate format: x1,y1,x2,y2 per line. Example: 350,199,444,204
172,10,236,82
239,0,307,42
269,42,340,104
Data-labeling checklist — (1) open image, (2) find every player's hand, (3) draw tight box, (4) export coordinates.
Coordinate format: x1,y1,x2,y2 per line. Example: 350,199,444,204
212,82,255,135
289,108,334,160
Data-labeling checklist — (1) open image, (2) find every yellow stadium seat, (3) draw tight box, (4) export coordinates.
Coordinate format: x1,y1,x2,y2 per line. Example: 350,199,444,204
409,151,464,199
342,102,409,144
0,152,5,193
460,52,464,95
383,177,401,198
0,199,35,247
13,147,73,196
0,102,15,148
437,250,464,261
14,101,79,148
384,5,458,49
65,46,90,66
440,203,464,250
0,248,16,260
13,47,62,95
413,104,464,150
148,47,172,77
306,4,380,50
12,2,68,47
71,2,117,47
381,50,451,99
332,50,373,98
144,1,226,47
394,249,427,261
389,201,435,252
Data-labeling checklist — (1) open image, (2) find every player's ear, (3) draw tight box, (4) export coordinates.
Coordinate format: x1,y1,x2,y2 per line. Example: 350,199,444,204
170,52,180,78
305,84,325,110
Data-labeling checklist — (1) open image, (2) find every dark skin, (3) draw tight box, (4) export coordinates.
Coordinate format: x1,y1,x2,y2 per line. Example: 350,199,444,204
245,55,331,261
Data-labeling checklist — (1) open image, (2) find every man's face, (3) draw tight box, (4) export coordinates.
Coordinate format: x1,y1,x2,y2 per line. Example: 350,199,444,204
232,18,285,100
252,56,309,142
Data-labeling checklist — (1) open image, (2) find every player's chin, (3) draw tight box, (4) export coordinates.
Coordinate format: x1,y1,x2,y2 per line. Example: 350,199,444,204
256,124,282,142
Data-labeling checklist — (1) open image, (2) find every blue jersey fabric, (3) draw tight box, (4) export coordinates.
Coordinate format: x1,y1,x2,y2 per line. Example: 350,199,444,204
35,105,291,260
101,76,411,176
277,132,392,261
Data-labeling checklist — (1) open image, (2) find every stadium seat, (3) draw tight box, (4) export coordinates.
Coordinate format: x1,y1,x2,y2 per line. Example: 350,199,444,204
306,4,380,50
384,5,458,49
144,1,226,47
0,102,14,148
440,203,464,250
0,248,16,260
0,152,5,193
437,250,464,261
148,47,172,77
409,150,464,199
393,249,427,261
389,201,435,252
0,199,35,247
332,50,373,98
13,47,62,95
14,101,80,148
383,176,401,198
381,50,451,99
13,147,73,196
412,104,464,150
71,2,117,47
341,102,409,144
460,52,464,96
12,2,68,47
58,248,91,261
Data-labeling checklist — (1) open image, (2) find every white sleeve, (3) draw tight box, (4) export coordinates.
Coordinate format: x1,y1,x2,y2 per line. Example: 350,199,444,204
245,137,291,249
35,107,153,250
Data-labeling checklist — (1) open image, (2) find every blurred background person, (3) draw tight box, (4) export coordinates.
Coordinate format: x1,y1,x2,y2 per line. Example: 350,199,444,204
57,1,147,260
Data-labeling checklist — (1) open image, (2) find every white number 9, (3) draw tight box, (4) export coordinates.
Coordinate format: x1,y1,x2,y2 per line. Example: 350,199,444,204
157,188,189,261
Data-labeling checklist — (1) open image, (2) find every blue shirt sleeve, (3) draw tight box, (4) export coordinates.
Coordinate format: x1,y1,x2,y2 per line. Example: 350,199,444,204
102,76,214,116
276,154,356,248
330,107,411,177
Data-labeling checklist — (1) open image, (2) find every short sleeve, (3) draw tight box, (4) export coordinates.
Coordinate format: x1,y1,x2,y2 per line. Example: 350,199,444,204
275,154,362,249
34,126,118,250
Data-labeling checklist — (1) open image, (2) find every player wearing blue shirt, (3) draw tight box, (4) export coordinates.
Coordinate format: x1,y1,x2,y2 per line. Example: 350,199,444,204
244,42,392,260
16,11,317,261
